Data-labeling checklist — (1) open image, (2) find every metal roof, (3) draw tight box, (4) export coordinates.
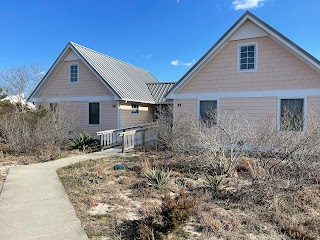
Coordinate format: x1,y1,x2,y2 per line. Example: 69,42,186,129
147,82,175,103
70,42,159,103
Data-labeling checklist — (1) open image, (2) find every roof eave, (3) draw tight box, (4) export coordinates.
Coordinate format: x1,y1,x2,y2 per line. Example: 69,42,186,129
165,11,320,99
27,43,72,101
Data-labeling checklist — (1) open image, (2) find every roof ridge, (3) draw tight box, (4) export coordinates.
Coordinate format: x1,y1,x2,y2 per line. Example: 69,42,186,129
69,42,152,73
147,82,176,85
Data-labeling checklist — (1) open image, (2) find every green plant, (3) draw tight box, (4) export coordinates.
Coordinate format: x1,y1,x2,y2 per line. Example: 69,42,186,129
69,131,99,152
144,168,171,190
203,173,226,192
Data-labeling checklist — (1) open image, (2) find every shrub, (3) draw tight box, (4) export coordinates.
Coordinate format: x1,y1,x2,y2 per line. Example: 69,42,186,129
144,168,171,190
69,131,99,152
0,102,78,156
138,191,195,240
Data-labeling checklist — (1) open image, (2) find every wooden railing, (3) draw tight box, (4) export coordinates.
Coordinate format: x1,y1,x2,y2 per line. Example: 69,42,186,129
97,123,156,152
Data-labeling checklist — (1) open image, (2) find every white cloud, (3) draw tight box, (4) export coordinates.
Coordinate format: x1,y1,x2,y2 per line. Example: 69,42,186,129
232,0,264,10
143,54,152,59
170,59,195,67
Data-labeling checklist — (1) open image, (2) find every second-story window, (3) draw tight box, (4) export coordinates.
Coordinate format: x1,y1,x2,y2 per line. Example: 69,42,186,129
69,64,78,83
238,43,257,72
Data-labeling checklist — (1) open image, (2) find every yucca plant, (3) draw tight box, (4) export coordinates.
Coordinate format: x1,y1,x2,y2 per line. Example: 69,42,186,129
203,173,226,192
69,131,99,152
144,168,172,190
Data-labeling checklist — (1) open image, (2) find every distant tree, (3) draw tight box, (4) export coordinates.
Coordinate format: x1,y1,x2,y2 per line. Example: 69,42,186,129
0,65,45,102
0,88,6,100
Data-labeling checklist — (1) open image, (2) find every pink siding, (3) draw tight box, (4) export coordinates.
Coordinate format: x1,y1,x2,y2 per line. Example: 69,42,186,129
36,60,114,98
307,96,320,126
179,36,320,94
174,99,198,120
220,97,277,125
120,102,152,128
307,96,320,112
73,101,118,135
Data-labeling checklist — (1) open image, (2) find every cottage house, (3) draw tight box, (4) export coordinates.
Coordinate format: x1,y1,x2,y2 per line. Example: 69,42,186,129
165,11,320,131
28,42,174,134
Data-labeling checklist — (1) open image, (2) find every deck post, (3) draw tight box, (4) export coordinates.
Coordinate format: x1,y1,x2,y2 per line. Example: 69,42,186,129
121,135,125,153
142,129,146,149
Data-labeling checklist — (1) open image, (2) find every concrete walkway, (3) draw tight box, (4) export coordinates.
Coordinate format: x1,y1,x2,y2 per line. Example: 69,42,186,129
0,147,122,240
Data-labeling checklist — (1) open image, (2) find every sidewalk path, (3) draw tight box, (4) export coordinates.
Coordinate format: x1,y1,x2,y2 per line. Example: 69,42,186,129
0,148,122,240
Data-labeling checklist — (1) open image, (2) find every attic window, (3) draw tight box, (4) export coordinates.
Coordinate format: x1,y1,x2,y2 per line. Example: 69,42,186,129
238,43,257,72
69,64,79,83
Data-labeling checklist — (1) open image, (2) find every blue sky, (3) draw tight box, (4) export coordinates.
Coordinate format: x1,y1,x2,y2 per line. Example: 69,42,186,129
0,0,319,82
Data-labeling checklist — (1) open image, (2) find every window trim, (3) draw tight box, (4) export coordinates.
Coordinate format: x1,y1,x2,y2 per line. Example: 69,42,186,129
69,63,79,84
277,97,307,131
131,103,140,115
88,102,101,125
197,98,220,125
237,42,258,73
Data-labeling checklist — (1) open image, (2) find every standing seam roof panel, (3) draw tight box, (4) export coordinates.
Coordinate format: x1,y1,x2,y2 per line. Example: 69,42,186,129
71,42,158,103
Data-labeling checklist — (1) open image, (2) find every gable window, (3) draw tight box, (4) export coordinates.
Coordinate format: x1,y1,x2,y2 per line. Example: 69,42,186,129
280,99,304,131
69,64,78,83
238,43,257,72
200,100,217,125
131,104,139,114
89,102,100,125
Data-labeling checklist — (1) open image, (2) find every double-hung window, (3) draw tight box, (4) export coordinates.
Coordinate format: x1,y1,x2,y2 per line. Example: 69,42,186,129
199,100,217,126
89,102,100,125
238,43,257,72
69,64,78,83
280,99,304,131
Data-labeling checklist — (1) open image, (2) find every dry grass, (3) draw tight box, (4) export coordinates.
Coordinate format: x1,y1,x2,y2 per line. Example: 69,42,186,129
57,151,320,240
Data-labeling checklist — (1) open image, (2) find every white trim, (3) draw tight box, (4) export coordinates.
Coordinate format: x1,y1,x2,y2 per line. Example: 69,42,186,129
237,42,258,73
88,101,101,126
166,42,229,99
198,99,220,123
30,45,121,100
196,98,200,120
174,89,320,100
68,63,79,84
277,97,307,131
166,14,320,99
68,45,121,98
29,48,71,99
248,16,320,73
29,95,116,103
117,101,121,129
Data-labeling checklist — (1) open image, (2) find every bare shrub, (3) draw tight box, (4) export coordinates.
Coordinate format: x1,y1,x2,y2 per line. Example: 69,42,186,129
0,102,78,156
155,105,200,154
194,109,257,175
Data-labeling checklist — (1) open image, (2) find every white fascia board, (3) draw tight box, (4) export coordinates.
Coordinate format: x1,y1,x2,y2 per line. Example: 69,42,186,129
174,88,320,100
121,98,155,104
69,45,121,98
248,16,320,73
169,17,250,97
29,95,117,103
29,47,71,100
